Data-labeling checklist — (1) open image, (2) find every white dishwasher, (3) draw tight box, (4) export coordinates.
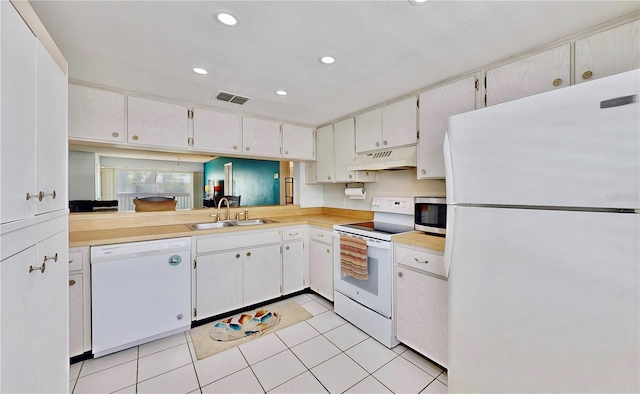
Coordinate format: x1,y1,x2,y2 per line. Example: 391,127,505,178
91,237,191,357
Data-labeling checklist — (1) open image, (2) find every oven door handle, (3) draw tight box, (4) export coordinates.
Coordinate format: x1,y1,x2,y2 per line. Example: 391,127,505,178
333,231,391,250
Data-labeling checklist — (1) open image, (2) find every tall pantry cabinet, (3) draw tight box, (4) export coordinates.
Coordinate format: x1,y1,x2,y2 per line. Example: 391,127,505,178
0,2,69,393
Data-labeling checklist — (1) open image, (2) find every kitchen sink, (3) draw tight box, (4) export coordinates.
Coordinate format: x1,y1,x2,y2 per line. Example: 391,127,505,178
188,222,236,230
187,218,278,230
234,218,278,226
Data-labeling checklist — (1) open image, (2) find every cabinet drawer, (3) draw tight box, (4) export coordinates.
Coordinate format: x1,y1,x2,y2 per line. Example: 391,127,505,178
282,226,304,241
395,245,445,277
196,229,281,254
309,227,332,244
68,248,87,272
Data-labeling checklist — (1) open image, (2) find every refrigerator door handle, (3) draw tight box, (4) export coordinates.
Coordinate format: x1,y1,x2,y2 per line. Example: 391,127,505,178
444,205,455,277
443,132,454,205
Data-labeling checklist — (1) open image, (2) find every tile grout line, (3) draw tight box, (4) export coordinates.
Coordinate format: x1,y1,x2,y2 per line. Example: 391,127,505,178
185,333,204,393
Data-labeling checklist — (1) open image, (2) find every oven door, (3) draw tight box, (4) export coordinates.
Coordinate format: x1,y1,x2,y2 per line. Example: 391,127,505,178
333,231,392,318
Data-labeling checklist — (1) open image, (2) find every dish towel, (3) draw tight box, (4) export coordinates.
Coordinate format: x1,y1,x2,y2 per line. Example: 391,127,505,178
340,235,369,280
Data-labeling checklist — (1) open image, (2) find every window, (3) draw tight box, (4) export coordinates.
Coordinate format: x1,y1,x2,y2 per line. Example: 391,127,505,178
116,170,192,211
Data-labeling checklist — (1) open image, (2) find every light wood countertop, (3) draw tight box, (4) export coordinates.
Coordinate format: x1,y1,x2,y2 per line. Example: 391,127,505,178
392,231,446,252
69,212,368,248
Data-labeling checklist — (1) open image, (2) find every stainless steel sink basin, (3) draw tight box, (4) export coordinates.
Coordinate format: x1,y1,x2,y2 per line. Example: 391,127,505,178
188,218,278,230
188,222,236,230
234,218,278,226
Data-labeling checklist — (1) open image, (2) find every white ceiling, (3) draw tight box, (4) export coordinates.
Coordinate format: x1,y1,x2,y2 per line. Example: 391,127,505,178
31,1,639,127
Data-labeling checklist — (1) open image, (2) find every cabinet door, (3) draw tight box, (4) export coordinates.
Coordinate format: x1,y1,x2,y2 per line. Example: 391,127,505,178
315,124,335,182
282,241,304,295
196,251,243,319
1,246,39,394
37,230,69,393
192,108,241,154
419,76,476,179
35,41,68,215
395,266,448,367
382,97,417,149
68,84,125,143
243,244,281,306
0,0,37,224
305,162,318,184
282,124,315,161
127,96,190,149
355,108,383,153
486,44,570,107
242,117,281,157
69,273,84,357
575,20,640,84
309,240,333,301
334,118,357,182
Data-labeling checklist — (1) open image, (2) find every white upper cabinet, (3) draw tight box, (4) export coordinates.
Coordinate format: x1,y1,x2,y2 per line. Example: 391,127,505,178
486,44,570,107
356,98,417,153
35,41,68,215
282,124,315,161
334,118,377,183
315,124,335,182
242,117,281,158
575,20,640,84
127,96,190,149
1,1,37,224
419,76,477,179
382,97,418,149
192,108,241,154
68,85,125,143
355,108,383,153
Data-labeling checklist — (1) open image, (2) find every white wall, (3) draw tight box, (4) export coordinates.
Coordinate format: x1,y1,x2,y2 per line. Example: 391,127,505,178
321,169,445,209
69,150,97,200
294,163,323,207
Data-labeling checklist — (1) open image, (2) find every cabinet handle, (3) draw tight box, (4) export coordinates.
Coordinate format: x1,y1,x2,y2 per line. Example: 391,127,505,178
552,78,562,87
233,145,238,150
112,132,119,138
38,190,57,201
328,176,331,180
288,232,299,236
317,233,324,237
132,135,139,141
348,175,352,179
398,272,403,278
421,169,426,175
326,249,330,253
414,257,429,264
245,147,250,151
375,142,380,147
246,252,251,257
26,193,38,200
68,260,73,264
236,254,241,259
582,71,593,80
44,253,58,263
285,246,290,250
29,263,46,274
69,279,76,286
383,140,388,145
284,150,289,155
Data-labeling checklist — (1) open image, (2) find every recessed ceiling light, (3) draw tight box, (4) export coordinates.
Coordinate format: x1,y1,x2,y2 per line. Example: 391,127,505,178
409,0,428,4
193,67,208,75
215,12,238,26
319,56,335,65
275,90,288,96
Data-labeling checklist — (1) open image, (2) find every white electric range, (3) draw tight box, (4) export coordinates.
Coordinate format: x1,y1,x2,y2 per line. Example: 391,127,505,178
332,196,415,348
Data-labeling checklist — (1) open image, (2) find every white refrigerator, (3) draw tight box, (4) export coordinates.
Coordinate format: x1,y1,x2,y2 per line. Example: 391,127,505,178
443,69,639,393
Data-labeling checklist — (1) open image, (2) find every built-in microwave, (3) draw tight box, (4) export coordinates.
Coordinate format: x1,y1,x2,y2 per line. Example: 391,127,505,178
414,197,447,235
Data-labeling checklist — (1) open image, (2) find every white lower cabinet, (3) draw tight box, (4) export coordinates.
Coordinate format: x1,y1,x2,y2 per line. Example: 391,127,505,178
68,246,92,357
309,227,334,300
1,222,68,393
194,229,283,321
395,244,448,368
282,226,306,295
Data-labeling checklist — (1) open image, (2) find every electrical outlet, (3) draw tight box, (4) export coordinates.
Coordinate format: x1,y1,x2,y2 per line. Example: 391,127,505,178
274,173,279,179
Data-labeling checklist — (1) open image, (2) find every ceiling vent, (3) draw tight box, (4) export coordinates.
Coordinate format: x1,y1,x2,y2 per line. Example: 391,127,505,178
216,91,251,105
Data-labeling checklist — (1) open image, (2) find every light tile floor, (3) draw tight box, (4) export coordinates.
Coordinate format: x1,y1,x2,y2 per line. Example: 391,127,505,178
70,293,448,394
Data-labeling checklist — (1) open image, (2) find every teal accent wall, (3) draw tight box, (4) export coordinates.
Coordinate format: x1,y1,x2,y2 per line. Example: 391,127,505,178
204,157,280,206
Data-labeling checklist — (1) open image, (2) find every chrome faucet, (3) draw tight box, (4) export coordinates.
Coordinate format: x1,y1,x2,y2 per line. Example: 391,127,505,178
217,197,230,221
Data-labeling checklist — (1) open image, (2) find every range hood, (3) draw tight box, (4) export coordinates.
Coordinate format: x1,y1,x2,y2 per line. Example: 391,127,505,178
347,145,417,171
